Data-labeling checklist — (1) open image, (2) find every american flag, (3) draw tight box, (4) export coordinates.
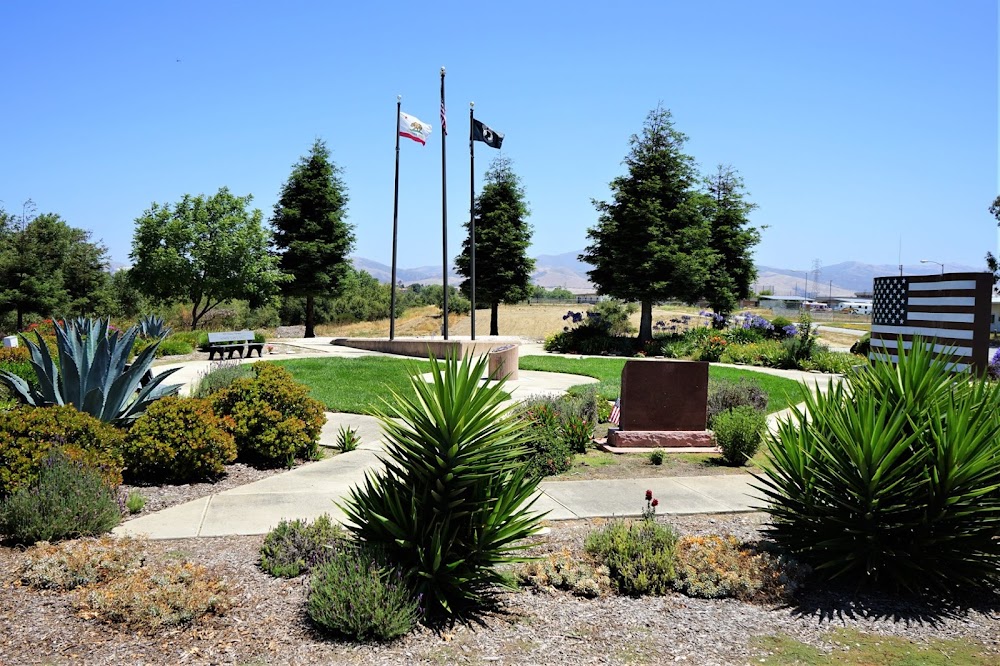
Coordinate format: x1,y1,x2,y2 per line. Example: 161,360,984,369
440,100,447,136
869,272,991,373
609,398,621,426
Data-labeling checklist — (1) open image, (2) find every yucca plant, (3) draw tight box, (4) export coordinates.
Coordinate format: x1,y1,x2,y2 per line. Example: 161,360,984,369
341,353,545,620
0,318,182,426
137,314,172,340
755,338,1000,593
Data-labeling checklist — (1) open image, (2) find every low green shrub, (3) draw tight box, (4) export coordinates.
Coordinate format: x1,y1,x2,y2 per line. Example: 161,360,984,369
0,450,122,545
724,327,764,345
706,379,769,428
515,549,611,598
0,346,36,396
19,535,145,590
259,514,344,578
584,518,678,596
519,398,572,478
122,397,237,483
767,316,795,340
648,449,664,466
307,544,419,641
672,535,806,603
560,412,592,454
713,405,766,466
719,340,785,367
799,350,863,374
850,333,871,357
0,406,125,498
190,360,255,398
210,363,326,466
155,337,194,357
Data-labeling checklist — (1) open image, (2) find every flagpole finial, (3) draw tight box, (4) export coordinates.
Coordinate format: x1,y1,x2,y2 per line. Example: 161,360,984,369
397,95,401,102
441,66,446,75
470,101,474,108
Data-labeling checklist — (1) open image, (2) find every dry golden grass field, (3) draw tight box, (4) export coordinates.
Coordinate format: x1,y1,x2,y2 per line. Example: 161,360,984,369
310,302,872,346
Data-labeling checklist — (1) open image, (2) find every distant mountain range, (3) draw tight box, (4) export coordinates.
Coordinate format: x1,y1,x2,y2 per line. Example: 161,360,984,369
351,253,983,298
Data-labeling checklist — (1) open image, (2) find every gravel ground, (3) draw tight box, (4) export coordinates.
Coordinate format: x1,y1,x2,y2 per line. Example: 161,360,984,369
2,509,999,666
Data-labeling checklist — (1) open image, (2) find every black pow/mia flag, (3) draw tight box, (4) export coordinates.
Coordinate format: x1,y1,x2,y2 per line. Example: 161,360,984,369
472,119,504,149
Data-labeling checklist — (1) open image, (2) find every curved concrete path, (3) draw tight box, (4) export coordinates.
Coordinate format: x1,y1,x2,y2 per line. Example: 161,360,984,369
117,341,830,539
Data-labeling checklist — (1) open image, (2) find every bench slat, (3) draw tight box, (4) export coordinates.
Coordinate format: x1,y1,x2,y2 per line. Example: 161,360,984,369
207,330,255,344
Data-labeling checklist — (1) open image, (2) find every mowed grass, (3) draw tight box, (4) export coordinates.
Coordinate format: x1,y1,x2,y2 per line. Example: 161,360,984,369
518,356,802,413
752,628,995,665
272,357,432,414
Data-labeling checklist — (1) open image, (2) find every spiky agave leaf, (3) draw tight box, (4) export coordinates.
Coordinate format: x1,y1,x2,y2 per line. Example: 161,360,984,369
340,353,545,619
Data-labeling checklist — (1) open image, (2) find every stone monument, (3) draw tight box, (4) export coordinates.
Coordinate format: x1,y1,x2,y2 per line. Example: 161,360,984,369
606,359,715,449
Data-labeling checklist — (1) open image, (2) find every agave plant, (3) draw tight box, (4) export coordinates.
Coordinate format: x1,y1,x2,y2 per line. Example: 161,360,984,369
755,337,1000,593
0,318,182,426
341,353,545,620
137,314,172,340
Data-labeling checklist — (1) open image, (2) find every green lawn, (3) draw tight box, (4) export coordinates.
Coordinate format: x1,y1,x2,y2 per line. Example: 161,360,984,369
518,356,802,414
752,629,994,665
273,357,432,414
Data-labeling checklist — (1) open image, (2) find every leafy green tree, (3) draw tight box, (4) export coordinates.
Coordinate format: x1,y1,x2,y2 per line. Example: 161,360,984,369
271,139,354,337
581,105,713,342
456,156,535,335
0,203,110,329
986,196,1000,294
130,187,285,330
702,165,761,320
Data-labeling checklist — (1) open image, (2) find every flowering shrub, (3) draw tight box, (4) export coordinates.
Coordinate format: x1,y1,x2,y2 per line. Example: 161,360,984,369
698,336,728,362
989,348,1000,380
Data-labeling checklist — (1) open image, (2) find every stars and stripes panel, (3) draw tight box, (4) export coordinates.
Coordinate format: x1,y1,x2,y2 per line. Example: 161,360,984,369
869,272,992,373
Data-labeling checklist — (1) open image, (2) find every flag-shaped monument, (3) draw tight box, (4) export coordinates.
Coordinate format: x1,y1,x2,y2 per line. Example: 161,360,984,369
869,272,992,373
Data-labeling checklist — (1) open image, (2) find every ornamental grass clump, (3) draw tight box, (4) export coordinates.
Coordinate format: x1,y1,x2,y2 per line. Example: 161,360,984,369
756,337,1000,594
341,354,544,620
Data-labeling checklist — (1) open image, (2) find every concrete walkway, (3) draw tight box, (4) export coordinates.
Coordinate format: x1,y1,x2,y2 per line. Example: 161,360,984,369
117,342,819,540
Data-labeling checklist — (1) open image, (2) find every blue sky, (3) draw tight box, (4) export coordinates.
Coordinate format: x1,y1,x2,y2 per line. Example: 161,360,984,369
2,1,997,276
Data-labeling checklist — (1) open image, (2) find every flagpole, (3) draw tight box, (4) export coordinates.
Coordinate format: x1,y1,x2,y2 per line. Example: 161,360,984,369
469,102,476,341
440,67,449,340
390,95,401,341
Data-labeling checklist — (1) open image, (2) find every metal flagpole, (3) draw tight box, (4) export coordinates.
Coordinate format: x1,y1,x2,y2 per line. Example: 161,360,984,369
469,102,476,340
440,67,449,340
390,96,401,341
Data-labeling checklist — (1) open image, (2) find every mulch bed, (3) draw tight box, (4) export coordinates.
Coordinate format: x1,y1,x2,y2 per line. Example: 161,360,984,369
2,511,999,665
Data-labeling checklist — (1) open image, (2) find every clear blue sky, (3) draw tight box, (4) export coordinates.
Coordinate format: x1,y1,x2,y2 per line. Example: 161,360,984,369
2,1,997,275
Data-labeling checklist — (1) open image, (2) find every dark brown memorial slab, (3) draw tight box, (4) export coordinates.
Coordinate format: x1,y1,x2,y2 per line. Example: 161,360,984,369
619,359,708,431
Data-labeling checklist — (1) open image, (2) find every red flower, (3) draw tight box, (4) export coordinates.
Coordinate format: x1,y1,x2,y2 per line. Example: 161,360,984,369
651,498,659,508
645,489,653,501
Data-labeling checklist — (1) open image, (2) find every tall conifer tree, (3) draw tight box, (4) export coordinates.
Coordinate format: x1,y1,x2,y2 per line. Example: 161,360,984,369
456,156,534,335
271,139,354,337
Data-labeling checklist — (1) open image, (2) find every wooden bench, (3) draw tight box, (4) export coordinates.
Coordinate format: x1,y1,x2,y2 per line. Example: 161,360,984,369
207,330,264,361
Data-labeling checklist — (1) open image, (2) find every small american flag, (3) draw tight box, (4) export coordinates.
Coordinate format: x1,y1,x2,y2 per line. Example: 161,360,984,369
609,398,621,426
870,272,991,373
440,100,447,136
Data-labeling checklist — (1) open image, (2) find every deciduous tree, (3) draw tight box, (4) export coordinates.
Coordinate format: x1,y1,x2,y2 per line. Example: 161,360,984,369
271,139,354,338
456,156,534,335
130,187,284,329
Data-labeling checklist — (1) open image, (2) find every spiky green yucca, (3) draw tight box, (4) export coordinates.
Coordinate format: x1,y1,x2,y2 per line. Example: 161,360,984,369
755,338,1000,593
341,354,544,619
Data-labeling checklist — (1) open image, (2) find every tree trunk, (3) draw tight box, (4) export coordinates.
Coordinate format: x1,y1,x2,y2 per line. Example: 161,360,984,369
490,302,499,336
190,303,200,330
305,294,315,338
639,300,653,343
